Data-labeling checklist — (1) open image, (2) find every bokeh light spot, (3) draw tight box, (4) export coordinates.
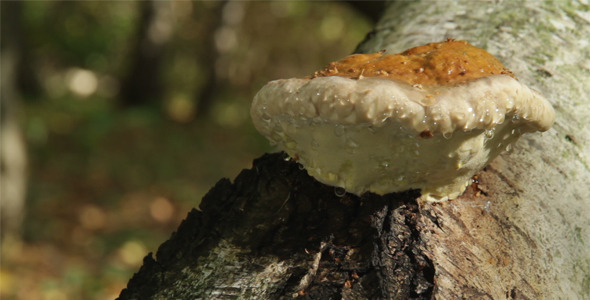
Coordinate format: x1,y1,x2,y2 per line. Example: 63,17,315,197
118,240,147,267
79,204,106,231
150,197,175,223
66,68,98,98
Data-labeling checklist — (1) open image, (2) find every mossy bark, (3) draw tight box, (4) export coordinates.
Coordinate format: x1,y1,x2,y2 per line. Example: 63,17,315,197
119,1,590,299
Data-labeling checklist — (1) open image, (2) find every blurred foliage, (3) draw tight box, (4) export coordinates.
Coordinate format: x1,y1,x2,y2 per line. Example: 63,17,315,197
1,1,373,300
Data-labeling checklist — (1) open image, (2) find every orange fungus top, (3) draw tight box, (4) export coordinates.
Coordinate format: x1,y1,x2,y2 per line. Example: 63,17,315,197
312,39,515,86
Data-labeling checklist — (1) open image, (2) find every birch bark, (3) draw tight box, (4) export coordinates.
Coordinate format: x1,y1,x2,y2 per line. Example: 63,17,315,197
357,1,590,298
118,1,590,299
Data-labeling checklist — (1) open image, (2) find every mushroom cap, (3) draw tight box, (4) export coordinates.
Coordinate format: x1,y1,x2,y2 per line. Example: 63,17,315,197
251,39,555,201
312,39,516,86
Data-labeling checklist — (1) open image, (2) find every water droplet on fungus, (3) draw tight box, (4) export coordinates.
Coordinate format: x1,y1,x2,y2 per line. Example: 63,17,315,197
334,187,346,197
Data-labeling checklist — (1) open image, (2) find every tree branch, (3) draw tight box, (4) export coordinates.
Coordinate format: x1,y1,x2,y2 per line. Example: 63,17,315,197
118,1,590,298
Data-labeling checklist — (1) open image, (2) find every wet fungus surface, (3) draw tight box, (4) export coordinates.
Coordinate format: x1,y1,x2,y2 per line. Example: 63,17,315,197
251,39,555,202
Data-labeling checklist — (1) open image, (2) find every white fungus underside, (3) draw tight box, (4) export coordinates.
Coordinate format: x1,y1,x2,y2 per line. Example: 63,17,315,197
251,75,555,201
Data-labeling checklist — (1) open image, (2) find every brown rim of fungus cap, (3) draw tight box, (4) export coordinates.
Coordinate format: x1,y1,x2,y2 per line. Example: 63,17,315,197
251,39,555,202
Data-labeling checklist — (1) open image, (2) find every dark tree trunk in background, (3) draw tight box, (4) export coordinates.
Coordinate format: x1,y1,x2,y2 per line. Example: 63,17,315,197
6,2,42,99
118,1,590,298
342,1,384,24
194,1,226,118
1,1,29,240
119,0,172,107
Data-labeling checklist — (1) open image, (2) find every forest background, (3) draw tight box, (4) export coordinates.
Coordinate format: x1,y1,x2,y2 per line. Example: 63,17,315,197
0,1,377,299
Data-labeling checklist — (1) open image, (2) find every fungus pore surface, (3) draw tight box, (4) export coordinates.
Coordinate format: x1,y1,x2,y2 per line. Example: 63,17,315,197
251,39,555,202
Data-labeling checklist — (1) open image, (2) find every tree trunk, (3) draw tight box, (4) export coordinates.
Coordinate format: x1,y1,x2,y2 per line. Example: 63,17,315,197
1,0,29,240
118,1,590,299
119,0,172,107
194,1,226,118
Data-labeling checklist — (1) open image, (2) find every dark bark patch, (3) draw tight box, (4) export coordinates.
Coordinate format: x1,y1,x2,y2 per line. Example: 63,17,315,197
118,152,435,299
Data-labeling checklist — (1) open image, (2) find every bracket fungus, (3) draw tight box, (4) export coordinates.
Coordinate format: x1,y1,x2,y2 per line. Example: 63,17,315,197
251,39,555,202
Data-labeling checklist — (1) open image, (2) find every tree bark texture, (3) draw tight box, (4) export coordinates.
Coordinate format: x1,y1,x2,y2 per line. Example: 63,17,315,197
119,0,590,299
118,153,434,299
